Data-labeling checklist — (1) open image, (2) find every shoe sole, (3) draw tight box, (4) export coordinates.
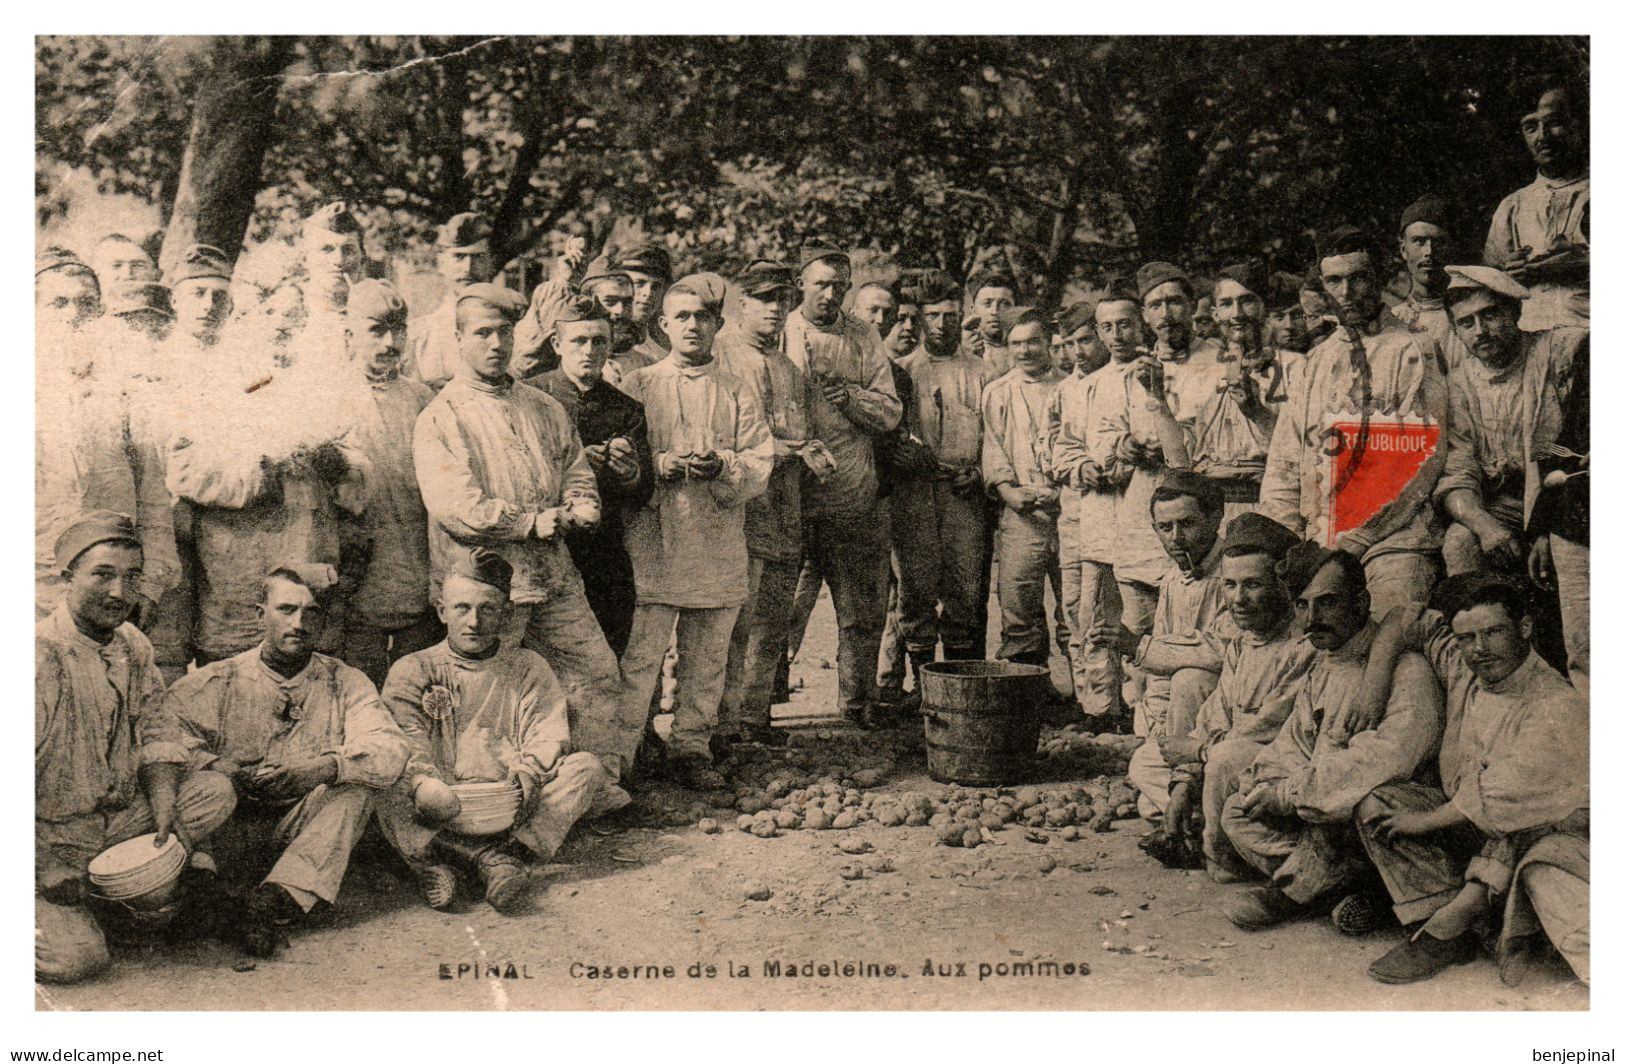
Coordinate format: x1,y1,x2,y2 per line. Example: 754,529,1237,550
485,872,530,914
1367,951,1475,985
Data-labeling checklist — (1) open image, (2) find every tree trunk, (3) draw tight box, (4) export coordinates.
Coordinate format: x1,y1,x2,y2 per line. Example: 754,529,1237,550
159,37,293,279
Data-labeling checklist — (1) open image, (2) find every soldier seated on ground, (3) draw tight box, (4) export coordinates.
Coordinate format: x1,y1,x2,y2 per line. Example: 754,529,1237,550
376,549,610,914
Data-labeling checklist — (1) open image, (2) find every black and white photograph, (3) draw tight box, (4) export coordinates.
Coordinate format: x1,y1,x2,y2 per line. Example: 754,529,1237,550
27,31,1594,1032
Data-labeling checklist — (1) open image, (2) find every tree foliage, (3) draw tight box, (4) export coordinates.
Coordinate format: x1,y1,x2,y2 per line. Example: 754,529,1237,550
37,35,1588,302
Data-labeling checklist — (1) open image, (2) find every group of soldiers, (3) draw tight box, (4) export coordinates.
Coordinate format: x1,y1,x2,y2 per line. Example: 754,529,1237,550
36,76,1587,990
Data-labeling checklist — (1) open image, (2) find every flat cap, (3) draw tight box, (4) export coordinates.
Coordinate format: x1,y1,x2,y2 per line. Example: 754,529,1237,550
1265,271,1304,313
1136,261,1191,300
1399,194,1450,234
1221,511,1300,560
169,244,233,285
55,510,140,570
304,201,362,237
670,272,726,315
347,279,408,327
106,281,173,318
36,246,94,280
1428,570,1528,623
617,241,672,281
1216,261,1267,298
436,212,491,250
799,240,850,274
1316,224,1378,264
580,255,632,288
447,547,513,596
1057,301,1097,336
1443,265,1531,308
456,282,527,320
997,305,1045,337
735,259,796,298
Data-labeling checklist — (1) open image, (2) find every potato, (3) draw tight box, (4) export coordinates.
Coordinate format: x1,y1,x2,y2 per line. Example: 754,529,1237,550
876,806,906,828
736,814,754,831
935,822,964,847
960,826,982,849
1045,808,1072,828
803,808,832,831
765,779,790,799
1089,813,1113,832
750,820,779,838
712,792,737,810
737,795,767,815
774,808,801,829
978,814,1004,832
1060,826,1081,842
928,813,952,828
698,818,721,834
1037,855,1057,873
831,811,859,830
1115,803,1136,818
851,768,886,788
905,811,930,827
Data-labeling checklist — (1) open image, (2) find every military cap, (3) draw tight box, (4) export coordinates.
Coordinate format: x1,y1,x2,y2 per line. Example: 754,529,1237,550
106,281,173,319
555,292,611,325
1275,542,1330,598
436,212,492,251
997,305,1046,338
168,244,233,285
580,255,633,288
618,241,673,282
1443,265,1531,313
455,283,527,320
1399,194,1450,235
966,269,1019,301
304,201,362,237
1428,570,1529,624
908,269,961,306
1315,224,1379,265
1265,271,1304,313
735,259,796,298
447,547,513,596
1097,275,1141,306
669,272,726,315
347,279,408,328
1057,301,1097,336
1136,261,1191,300
1215,261,1267,298
36,246,95,280
1221,511,1300,561
54,510,140,570
799,240,850,275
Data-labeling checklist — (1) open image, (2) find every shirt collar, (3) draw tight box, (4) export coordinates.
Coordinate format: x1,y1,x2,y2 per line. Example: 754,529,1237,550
46,604,125,652
456,372,515,396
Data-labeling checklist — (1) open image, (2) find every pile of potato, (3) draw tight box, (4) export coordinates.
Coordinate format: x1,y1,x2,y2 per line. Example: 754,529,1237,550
706,728,1143,843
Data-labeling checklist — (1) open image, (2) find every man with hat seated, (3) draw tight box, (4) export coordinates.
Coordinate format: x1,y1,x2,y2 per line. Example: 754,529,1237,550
336,279,442,688
532,295,655,656
783,241,903,726
1259,224,1447,619
164,562,410,958
714,260,814,748
1349,572,1587,985
1095,261,1226,658
1434,265,1588,691
376,548,608,912
406,212,496,392
1194,261,1306,525
36,512,237,984
615,277,774,788
1216,543,1443,932
1152,513,1316,876
413,283,631,805
981,306,1069,681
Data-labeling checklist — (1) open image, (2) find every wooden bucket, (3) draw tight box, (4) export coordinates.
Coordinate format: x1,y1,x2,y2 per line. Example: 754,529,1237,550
919,660,1049,786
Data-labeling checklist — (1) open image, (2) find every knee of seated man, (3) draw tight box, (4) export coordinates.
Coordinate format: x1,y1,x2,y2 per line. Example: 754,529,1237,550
35,903,111,985
180,769,239,834
1354,786,1402,829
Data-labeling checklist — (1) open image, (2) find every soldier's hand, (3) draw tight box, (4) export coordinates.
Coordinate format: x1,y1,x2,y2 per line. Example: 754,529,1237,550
255,755,338,801
1476,521,1521,569
1134,356,1167,402
512,771,542,820
583,443,609,467
655,453,689,480
605,447,640,481
1165,782,1196,839
688,453,724,481
1528,534,1555,591
821,380,852,408
551,236,588,285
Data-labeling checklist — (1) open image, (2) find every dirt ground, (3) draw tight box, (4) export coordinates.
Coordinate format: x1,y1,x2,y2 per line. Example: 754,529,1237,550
37,589,1587,1012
